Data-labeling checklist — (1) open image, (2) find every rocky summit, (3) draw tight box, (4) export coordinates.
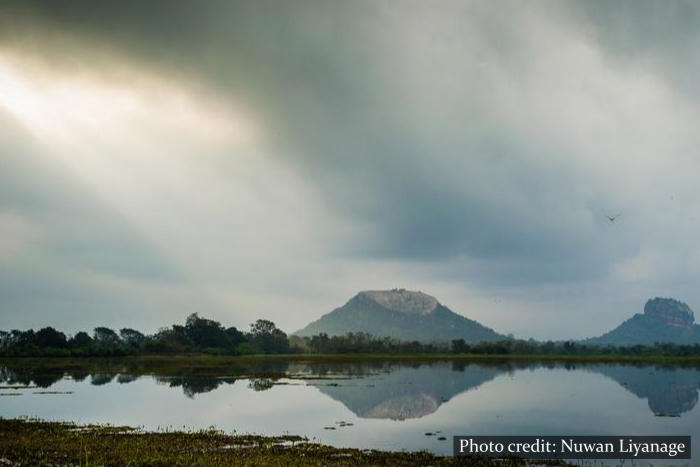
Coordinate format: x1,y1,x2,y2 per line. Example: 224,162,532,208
644,297,695,328
588,297,700,346
294,289,505,343
359,289,438,315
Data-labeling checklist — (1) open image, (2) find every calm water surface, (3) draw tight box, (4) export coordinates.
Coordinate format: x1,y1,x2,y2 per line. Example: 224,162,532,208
1,360,698,463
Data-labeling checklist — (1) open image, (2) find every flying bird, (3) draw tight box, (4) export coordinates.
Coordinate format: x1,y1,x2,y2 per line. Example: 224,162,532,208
606,212,621,222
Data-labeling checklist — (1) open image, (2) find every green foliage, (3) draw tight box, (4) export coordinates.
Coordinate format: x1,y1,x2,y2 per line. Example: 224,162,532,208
185,314,230,349
93,327,121,347
35,327,68,349
69,331,93,348
0,418,559,466
248,319,289,354
225,326,246,347
298,332,446,354
235,342,261,355
144,326,193,353
3,315,700,359
0,315,290,357
119,328,146,348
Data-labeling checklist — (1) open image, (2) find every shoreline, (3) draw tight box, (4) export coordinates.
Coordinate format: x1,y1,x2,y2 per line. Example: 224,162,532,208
2,352,700,365
0,418,569,466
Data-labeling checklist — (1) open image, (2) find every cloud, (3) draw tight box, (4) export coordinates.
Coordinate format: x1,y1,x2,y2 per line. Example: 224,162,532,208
1,1,700,338
0,212,38,259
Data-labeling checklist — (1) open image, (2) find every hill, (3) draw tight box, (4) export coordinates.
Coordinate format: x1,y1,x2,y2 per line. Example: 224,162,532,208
294,289,505,343
587,297,700,346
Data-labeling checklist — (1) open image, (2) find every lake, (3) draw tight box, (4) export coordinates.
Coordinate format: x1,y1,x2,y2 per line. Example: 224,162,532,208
1,359,698,462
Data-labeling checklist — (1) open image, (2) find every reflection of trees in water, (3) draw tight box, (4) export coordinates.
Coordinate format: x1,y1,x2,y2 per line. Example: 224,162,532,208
70,370,90,382
1,360,698,416
0,367,33,386
450,360,526,374
286,361,400,379
150,370,238,398
248,378,276,391
32,372,64,388
0,360,291,398
91,374,115,386
0,367,64,387
159,377,237,398
0,364,137,387
117,374,138,384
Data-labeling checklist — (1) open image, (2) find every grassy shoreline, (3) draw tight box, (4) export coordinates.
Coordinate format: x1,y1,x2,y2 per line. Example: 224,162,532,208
2,352,700,365
0,418,569,466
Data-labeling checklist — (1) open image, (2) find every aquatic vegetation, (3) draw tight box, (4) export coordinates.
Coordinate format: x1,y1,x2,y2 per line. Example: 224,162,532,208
0,418,571,466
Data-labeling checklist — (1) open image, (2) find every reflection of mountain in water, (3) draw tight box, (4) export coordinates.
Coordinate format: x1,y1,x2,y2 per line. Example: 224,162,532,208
588,364,700,417
308,362,508,420
1,360,698,417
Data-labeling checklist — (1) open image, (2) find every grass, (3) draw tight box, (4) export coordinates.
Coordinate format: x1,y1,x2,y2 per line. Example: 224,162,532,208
3,352,700,366
0,418,571,466
1,353,698,387
241,353,700,363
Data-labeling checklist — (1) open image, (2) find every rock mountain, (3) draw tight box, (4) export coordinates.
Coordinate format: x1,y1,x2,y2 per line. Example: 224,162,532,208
587,297,700,346
294,289,505,343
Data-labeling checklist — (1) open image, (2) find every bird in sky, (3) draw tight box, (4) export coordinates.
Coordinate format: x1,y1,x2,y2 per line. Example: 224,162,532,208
606,212,621,222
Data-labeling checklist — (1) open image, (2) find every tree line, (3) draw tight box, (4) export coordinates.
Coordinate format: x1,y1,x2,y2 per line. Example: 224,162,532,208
292,334,700,357
0,314,289,357
447,338,700,357
2,314,700,357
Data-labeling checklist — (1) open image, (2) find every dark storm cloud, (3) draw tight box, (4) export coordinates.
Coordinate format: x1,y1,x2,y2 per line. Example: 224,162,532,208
2,0,700,337
575,0,700,99
0,0,689,284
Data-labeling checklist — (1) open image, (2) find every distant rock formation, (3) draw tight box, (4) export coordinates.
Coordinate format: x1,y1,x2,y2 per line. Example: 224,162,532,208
588,298,700,346
644,298,694,328
362,289,438,315
294,289,505,343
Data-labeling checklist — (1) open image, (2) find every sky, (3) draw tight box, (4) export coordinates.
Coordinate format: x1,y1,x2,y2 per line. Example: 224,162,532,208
1,0,700,340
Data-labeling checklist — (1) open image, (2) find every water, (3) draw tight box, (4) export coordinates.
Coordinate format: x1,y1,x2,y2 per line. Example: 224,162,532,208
1,360,698,463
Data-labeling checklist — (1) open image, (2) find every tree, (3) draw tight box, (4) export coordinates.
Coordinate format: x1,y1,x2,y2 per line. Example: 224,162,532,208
309,333,330,353
10,329,35,347
451,338,470,354
35,327,68,348
249,319,289,354
184,313,230,349
69,331,93,348
250,319,277,336
0,331,9,349
93,327,121,347
225,326,246,347
120,328,146,348
288,335,309,353
145,325,192,353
